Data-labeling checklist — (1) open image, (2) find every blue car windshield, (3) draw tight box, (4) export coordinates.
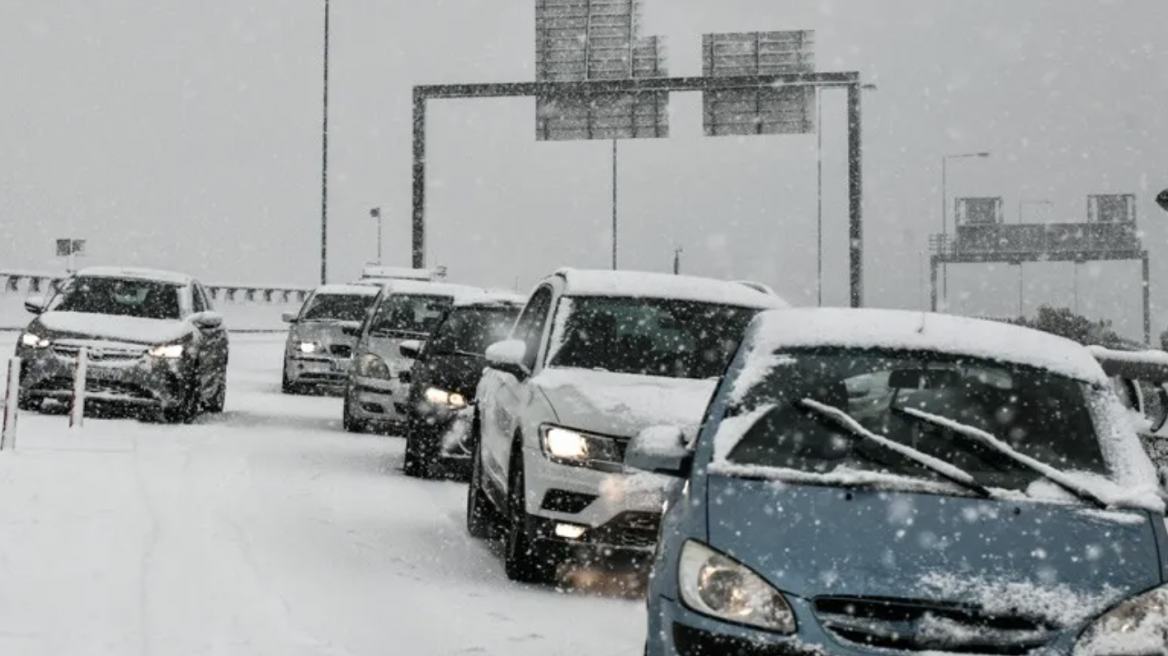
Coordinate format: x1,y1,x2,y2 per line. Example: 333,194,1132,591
725,348,1109,492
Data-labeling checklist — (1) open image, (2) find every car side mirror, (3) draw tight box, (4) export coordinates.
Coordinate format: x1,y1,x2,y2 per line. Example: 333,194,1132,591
626,425,692,477
281,311,299,324
24,296,46,315
1157,189,1168,213
192,312,224,330
485,339,530,380
399,339,424,360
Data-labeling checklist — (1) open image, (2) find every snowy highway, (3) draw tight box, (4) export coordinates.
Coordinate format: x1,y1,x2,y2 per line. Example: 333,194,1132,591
0,333,644,656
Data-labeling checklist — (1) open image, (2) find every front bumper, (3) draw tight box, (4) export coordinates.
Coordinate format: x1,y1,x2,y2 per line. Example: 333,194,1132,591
347,375,410,430
285,352,351,387
18,343,188,409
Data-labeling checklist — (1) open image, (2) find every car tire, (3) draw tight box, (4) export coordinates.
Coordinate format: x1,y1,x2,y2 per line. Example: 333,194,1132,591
404,423,440,480
206,370,227,414
281,368,303,395
16,393,38,413
503,444,558,585
342,394,367,434
466,420,502,540
161,375,199,425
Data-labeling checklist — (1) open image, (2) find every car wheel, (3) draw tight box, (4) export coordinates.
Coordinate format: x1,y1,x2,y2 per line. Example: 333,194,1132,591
281,368,302,395
206,370,227,414
466,418,502,540
503,444,558,585
16,393,38,413
161,376,199,424
342,393,367,434
404,422,440,480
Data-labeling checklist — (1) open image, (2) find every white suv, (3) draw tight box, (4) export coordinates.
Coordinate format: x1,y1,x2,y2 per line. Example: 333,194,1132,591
465,268,789,583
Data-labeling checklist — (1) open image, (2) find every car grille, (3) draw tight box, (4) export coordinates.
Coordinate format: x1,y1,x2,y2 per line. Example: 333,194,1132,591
33,376,154,400
329,344,353,358
586,511,661,549
51,344,144,363
812,596,1056,654
672,623,822,656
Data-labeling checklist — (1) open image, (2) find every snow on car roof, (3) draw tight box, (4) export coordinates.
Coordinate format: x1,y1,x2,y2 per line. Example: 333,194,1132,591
555,268,789,310
453,290,527,308
745,308,1108,385
310,284,381,297
380,279,488,301
75,266,194,286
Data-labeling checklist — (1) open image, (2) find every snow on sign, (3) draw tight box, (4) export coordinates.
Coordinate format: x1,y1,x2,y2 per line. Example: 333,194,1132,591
702,31,817,137
534,0,670,141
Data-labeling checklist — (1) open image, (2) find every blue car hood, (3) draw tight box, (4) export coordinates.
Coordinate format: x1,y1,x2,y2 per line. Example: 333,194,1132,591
706,476,1164,628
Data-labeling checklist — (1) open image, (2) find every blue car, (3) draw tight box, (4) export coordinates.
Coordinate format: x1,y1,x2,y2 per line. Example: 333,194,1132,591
631,308,1168,656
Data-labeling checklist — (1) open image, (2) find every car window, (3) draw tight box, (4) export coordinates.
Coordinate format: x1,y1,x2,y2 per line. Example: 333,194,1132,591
511,287,553,370
368,294,453,337
50,276,184,321
726,347,1108,492
301,293,377,322
546,296,758,380
428,306,522,356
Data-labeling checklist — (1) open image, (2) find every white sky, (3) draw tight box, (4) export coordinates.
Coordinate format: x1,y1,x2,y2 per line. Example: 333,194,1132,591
1,0,1166,337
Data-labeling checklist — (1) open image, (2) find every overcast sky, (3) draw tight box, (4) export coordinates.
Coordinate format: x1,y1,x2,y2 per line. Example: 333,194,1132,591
1,0,1166,338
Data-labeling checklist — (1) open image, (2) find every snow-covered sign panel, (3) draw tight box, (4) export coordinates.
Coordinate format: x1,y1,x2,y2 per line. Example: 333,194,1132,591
702,31,817,137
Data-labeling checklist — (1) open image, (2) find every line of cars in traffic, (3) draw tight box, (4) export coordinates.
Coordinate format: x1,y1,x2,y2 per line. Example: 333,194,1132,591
13,264,1168,654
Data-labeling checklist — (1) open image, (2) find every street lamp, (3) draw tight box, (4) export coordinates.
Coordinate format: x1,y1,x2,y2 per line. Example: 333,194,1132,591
371,207,382,264
1018,199,1052,224
939,151,991,306
816,83,877,306
319,0,331,284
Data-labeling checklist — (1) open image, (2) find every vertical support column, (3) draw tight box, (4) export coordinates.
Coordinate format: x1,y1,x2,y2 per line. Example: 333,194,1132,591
930,256,939,312
320,0,331,285
412,88,428,270
1,358,20,450
846,82,863,308
1142,252,1151,346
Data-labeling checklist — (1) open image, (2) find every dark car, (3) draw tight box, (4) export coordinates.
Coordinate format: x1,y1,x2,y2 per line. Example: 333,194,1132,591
15,267,230,424
401,293,525,479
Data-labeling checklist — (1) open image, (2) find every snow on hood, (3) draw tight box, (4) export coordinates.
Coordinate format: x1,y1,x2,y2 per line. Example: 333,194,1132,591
534,368,716,439
916,572,1123,628
36,311,191,345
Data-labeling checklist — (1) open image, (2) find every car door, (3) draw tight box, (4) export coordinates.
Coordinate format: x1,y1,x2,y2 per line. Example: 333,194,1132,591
191,282,228,394
479,284,555,490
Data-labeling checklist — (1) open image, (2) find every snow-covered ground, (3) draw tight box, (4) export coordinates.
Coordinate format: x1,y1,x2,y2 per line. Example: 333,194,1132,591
0,333,645,656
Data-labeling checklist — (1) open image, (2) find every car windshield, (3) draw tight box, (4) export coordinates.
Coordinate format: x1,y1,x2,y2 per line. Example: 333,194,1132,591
368,294,453,337
547,296,758,380
50,277,183,321
300,293,376,322
428,306,521,356
724,347,1109,492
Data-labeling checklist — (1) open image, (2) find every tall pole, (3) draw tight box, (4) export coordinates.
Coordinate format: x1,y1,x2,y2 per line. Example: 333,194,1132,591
846,82,863,308
319,0,331,285
940,156,948,307
1018,263,1024,318
612,139,618,271
816,87,824,307
412,89,427,269
673,246,682,275
371,207,382,265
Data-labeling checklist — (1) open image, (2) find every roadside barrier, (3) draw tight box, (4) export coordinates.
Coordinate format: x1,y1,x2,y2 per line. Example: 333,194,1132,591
69,348,88,429
1,358,19,449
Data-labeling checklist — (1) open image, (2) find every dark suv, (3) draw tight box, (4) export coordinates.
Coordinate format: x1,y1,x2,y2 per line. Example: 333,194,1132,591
401,293,525,479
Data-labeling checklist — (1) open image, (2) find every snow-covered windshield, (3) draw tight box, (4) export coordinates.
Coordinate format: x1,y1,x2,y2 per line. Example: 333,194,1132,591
428,305,521,356
50,277,183,321
300,293,376,323
724,347,1109,492
368,294,453,338
547,296,757,380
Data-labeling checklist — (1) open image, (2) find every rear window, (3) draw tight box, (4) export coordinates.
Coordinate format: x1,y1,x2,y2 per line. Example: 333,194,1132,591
428,306,522,356
368,294,453,337
300,293,376,322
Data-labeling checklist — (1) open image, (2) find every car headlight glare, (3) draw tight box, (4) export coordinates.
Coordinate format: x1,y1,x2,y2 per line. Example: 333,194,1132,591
20,333,50,349
1074,585,1168,656
356,354,391,380
424,387,467,408
148,344,184,359
540,425,623,468
297,342,320,354
678,540,796,634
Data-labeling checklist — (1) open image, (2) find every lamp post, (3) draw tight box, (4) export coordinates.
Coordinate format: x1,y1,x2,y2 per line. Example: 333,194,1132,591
319,0,331,285
816,83,876,306
371,207,382,264
940,151,991,306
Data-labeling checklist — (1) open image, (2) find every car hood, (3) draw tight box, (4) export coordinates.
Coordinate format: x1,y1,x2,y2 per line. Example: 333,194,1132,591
533,368,716,439
413,354,486,399
291,320,361,345
705,476,1162,630
34,311,191,346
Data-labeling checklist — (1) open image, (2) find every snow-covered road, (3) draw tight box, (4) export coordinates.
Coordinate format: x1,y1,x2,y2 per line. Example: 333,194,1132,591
0,333,645,656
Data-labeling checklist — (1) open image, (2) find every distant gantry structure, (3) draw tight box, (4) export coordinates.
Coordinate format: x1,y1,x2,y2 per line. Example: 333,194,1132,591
928,193,1150,344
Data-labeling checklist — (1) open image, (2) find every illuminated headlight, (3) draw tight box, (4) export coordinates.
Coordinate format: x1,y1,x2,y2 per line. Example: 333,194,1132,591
297,342,321,354
20,333,50,348
424,387,467,408
1074,585,1168,656
539,425,623,469
148,344,184,359
678,540,796,634
355,353,391,380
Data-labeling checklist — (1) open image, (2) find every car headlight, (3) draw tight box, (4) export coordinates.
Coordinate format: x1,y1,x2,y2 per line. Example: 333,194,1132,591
424,387,467,408
539,425,624,469
20,333,50,349
297,341,321,354
148,344,184,359
356,353,391,380
678,540,797,634
1074,585,1168,656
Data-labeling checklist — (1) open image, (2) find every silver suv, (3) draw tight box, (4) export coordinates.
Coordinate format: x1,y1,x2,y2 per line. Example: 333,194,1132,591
281,284,380,393
465,268,788,583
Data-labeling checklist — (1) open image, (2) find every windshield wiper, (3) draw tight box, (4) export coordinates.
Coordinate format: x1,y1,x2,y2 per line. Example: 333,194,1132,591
371,328,424,338
798,399,995,500
892,406,1110,510
432,348,483,358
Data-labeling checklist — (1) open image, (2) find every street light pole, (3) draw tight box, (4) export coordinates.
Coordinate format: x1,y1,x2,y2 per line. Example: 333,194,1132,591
816,87,823,307
370,207,382,265
612,139,618,271
319,0,331,285
939,151,991,308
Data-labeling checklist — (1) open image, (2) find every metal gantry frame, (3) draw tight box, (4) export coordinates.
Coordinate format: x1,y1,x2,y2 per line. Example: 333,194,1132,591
410,71,867,307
